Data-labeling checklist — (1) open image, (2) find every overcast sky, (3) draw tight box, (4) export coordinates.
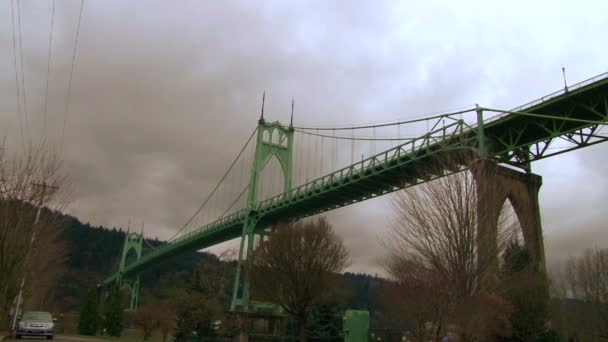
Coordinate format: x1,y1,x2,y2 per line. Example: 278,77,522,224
1,0,607,275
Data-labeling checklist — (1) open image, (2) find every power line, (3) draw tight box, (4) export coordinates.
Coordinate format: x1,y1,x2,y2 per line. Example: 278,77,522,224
61,0,85,148
17,0,29,139
10,0,23,145
43,0,56,137
167,127,258,242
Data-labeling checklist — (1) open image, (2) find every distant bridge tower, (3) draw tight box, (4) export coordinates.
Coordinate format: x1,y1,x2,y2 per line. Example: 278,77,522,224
117,231,143,311
230,111,294,312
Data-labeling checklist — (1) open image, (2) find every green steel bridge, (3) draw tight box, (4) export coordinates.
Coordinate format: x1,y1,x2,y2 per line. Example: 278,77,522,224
104,72,608,312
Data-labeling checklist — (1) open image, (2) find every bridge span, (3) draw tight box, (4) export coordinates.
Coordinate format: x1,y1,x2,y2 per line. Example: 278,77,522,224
104,72,608,312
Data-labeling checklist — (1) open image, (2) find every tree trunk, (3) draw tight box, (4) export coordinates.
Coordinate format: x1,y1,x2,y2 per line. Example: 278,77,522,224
298,316,307,342
434,319,442,342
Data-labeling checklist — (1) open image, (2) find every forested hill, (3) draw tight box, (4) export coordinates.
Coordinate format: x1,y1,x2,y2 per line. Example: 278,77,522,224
50,215,383,315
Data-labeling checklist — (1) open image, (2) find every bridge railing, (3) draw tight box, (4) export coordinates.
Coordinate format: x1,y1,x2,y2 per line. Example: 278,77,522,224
111,71,608,284
135,115,474,263
467,71,608,130
121,208,247,274
171,71,608,233
257,119,474,211
513,71,608,113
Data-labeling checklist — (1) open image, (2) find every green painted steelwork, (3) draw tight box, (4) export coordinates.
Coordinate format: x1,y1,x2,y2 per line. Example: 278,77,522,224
231,118,295,312
116,232,143,311
104,72,608,313
343,310,370,342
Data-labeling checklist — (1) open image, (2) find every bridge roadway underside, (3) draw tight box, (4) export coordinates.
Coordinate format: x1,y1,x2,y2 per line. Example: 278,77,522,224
106,74,608,285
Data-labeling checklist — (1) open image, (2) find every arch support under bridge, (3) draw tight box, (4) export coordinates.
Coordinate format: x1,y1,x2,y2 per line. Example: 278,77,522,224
471,160,546,287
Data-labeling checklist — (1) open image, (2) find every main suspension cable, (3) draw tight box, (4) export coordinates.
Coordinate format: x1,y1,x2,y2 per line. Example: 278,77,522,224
294,107,474,131
295,129,416,141
220,186,249,219
143,237,157,251
167,127,258,242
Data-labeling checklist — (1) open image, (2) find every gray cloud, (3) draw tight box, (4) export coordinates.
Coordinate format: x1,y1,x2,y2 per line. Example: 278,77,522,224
1,0,607,274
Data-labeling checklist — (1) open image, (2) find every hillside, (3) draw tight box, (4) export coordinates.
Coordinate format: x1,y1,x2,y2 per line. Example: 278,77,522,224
46,215,382,316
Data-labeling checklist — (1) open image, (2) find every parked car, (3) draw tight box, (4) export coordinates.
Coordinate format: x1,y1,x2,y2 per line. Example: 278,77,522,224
17,311,55,339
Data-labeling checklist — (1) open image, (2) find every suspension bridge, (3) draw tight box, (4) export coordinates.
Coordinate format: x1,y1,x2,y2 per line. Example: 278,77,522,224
104,72,608,313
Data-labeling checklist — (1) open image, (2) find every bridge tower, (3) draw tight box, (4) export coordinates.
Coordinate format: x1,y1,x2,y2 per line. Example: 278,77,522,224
117,231,143,311
471,160,546,286
472,106,547,288
230,109,294,312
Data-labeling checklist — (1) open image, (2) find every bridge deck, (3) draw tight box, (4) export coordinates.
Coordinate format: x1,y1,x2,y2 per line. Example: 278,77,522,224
105,72,608,285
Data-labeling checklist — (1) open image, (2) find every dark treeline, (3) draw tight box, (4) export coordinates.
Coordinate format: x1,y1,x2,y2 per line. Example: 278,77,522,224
46,215,381,317
35,214,605,341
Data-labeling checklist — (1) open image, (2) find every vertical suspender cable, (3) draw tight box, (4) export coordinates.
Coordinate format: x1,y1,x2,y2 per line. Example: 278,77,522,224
168,127,257,241
308,131,313,182
350,129,355,165
372,126,376,155
397,123,401,147
304,131,309,183
296,133,301,186
320,135,324,176
332,129,336,171
316,129,321,177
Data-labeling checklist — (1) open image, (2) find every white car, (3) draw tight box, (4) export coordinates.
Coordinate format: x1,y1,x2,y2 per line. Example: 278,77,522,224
17,311,55,340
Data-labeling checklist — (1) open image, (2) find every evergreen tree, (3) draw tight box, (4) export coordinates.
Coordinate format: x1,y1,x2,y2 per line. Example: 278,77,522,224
173,305,217,342
307,304,343,341
104,287,124,337
77,290,99,335
501,240,550,342
502,240,533,274
173,309,190,342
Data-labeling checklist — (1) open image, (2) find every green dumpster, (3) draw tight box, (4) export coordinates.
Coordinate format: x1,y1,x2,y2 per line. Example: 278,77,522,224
343,310,369,342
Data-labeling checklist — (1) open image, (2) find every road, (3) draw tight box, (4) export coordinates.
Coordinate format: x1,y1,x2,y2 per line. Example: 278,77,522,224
4,335,114,342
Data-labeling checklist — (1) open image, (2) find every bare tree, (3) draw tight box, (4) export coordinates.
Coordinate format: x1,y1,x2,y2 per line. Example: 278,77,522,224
553,249,608,340
382,162,517,340
131,304,160,340
191,249,236,303
380,256,448,342
0,142,69,328
250,217,350,342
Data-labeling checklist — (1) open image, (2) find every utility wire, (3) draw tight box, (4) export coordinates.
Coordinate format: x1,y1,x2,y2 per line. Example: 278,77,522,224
61,0,85,148
17,0,29,139
167,128,258,242
294,107,474,131
10,0,23,145
43,0,56,137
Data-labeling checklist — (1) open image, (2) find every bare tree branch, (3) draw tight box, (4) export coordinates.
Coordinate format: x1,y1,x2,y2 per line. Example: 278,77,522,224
0,141,69,328
250,217,350,342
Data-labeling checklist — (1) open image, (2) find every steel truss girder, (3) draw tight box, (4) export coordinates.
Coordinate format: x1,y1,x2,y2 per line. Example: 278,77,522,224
104,73,608,300
490,91,608,170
